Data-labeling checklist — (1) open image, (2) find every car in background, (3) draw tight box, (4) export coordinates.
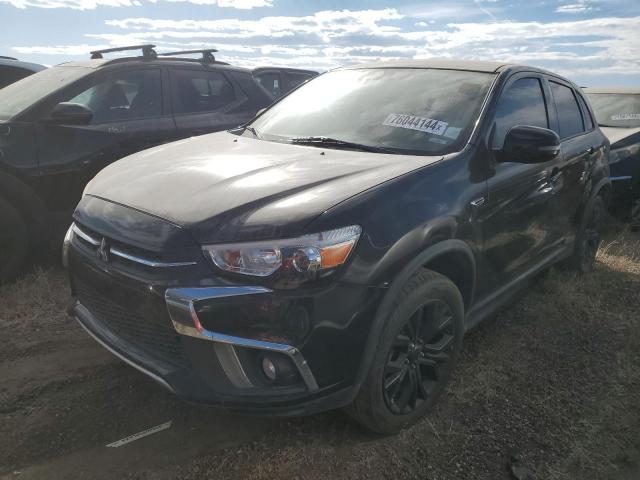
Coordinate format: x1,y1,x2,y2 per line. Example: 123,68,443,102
65,59,609,434
253,67,318,98
583,87,640,225
0,56,46,89
0,45,272,282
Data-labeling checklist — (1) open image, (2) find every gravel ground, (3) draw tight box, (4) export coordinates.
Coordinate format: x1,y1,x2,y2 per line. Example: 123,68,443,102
1,224,639,480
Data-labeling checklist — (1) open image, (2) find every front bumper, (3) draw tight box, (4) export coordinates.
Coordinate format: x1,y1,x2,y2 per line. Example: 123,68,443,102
71,296,357,416
67,222,382,416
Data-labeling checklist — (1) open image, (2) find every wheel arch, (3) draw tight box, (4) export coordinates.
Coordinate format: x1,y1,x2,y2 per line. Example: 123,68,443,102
353,238,476,390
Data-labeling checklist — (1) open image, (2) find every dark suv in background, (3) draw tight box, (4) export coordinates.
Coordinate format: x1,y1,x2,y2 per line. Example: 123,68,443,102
0,56,46,89
583,87,640,225
0,45,272,281
66,60,610,434
253,67,318,98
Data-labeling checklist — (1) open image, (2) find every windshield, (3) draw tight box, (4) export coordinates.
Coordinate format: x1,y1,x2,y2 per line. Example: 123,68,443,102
248,68,495,155
585,93,640,128
0,65,90,120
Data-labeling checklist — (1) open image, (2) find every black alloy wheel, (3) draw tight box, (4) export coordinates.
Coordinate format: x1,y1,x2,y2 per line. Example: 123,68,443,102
348,269,464,434
383,300,455,415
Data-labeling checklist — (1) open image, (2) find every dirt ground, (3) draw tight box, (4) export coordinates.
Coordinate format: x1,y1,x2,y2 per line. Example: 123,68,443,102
1,224,639,480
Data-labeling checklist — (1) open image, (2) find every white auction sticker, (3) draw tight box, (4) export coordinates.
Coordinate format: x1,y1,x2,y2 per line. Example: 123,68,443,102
383,113,448,136
611,113,640,120
443,126,462,140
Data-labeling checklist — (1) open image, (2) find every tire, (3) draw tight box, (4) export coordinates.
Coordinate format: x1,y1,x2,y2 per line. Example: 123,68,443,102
567,195,605,273
631,197,640,229
348,269,464,434
0,197,29,283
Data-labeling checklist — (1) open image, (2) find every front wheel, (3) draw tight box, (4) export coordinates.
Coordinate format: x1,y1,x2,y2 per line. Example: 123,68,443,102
348,269,464,434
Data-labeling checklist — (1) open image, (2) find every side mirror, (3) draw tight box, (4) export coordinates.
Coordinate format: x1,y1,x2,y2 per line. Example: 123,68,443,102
502,125,560,163
49,102,93,125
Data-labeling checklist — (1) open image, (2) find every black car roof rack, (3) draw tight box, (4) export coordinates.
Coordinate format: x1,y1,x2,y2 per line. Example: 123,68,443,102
90,44,157,60
0,55,18,61
158,48,218,64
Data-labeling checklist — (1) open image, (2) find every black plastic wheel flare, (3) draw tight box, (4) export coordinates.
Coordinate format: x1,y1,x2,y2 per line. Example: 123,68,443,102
584,205,602,264
383,300,455,415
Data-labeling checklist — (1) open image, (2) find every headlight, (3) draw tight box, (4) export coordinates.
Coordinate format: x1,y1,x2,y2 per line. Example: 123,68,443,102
203,225,362,278
61,223,74,269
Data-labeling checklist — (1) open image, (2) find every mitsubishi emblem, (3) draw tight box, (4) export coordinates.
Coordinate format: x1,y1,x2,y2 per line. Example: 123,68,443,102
97,237,110,263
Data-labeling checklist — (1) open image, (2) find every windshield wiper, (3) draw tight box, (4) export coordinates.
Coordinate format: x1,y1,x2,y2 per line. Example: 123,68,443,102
288,136,395,154
244,125,261,138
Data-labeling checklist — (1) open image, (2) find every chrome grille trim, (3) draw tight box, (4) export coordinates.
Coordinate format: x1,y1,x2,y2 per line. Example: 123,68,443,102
72,223,100,246
71,222,197,268
109,246,197,268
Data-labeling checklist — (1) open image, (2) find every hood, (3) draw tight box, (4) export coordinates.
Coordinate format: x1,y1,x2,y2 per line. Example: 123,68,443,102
600,126,640,147
85,131,443,243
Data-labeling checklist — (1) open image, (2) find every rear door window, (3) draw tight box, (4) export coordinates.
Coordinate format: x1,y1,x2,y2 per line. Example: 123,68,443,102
172,69,237,114
550,81,585,139
492,77,549,149
67,69,162,124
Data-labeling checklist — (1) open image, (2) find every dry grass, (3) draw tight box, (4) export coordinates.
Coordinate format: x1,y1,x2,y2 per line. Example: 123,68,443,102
1,224,639,480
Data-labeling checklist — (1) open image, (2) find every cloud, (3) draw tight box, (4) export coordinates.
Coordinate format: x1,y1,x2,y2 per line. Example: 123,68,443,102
1,0,270,9
556,3,594,13
11,8,640,82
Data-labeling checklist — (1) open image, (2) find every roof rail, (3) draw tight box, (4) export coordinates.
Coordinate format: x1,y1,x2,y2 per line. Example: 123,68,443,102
0,56,18,61
158,48,218,64
90,44,157,60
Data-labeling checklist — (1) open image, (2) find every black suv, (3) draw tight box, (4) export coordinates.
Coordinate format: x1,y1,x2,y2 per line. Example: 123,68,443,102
583,87,640,225
253,67,318,98
0,45,272,281
66,60,610,434
0,56,46,89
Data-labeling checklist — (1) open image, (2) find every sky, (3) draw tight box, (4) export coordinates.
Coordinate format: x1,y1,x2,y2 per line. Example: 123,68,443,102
1,0,638,86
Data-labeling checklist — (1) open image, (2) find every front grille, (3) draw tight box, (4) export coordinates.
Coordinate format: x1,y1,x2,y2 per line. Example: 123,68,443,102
75,276,191,369
72,222,196,269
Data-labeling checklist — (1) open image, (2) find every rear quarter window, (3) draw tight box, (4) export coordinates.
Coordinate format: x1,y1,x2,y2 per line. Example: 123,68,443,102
576,93,594,130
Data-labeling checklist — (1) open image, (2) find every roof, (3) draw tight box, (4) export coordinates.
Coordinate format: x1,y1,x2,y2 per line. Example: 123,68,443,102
583,87,640,95
55,57,251,73
341,59,509,73
0,57,46,72
253,67,319,75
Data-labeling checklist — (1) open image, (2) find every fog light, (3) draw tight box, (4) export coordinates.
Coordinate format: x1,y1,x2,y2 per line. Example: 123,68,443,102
261,357,277,382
